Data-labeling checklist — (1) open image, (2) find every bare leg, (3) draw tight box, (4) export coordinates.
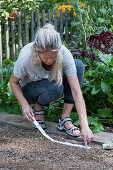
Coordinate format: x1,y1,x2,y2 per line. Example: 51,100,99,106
61,103,80,135
34,103,44,111
34,103,45,128
62,60,84,135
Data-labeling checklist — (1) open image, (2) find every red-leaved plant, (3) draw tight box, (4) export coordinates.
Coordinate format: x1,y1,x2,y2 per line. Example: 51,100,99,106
71,30,113,62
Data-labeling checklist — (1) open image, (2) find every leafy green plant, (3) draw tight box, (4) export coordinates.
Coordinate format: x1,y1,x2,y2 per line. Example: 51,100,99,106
0,0,66,16
0,59,22,114
45,97,64,122
74,114,104,133
70,0,113,54
82,51,113,127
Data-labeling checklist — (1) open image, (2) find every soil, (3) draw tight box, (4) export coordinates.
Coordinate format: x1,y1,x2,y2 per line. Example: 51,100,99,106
0,124,113,170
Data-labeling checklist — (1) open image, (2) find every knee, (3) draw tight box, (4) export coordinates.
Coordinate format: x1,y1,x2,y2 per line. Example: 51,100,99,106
74,59,85,74
48,83,63,98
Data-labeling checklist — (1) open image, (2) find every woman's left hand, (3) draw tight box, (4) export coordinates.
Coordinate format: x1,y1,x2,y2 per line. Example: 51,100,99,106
81,126,94,147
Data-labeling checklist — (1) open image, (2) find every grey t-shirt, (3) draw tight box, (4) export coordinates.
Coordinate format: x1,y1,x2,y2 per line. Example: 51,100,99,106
14,43,77,87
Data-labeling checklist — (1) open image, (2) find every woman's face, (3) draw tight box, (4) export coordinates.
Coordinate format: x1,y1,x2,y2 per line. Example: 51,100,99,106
39,51,58,65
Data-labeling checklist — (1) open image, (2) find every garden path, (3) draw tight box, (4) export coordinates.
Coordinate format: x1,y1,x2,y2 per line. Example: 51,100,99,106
0,112,113,144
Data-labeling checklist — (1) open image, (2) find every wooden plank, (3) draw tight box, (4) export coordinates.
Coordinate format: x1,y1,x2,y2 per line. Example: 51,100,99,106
54,10,57,31
31,11,34,41
25,13,29,44
5,14,10,59
11,20,16,60
0,16,2,70
36,10,40,29
42,9,45,26
48,9,51,23
60,9,63,41
70,8,74,44
18,11,23,53
65,8,68,43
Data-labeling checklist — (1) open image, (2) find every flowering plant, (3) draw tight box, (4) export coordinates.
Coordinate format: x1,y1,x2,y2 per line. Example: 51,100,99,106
57,5,76,17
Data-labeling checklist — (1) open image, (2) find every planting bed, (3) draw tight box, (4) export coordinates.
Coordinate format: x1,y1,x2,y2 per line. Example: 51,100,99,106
0,124,113,170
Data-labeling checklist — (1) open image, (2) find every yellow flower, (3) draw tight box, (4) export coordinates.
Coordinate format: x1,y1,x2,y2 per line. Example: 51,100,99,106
81,2,87,8
73,11,76,17
57,5,76,17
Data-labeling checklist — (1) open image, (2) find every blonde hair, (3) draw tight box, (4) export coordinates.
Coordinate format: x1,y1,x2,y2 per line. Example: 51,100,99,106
31,24,63,86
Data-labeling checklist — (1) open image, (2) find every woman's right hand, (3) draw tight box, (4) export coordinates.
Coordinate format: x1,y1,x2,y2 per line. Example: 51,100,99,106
9,72,35,123
22,103,35,122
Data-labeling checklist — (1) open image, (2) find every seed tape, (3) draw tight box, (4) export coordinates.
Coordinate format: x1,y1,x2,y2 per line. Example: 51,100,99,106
33,120,91,149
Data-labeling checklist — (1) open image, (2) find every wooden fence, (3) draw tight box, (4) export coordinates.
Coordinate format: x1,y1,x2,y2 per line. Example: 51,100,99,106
0,9,75,69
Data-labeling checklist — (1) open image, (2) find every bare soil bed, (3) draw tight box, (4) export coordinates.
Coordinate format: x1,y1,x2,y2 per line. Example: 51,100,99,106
0,124,113,170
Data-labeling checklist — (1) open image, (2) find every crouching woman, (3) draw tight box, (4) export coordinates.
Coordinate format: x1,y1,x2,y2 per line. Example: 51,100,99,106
9,24,94,147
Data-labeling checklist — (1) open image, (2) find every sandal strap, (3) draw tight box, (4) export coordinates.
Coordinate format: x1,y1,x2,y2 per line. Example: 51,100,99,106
67,126,80,131
60,117,72,125
65,127,80,137
32,120,46,129
32,107,45,115
37,120,46,124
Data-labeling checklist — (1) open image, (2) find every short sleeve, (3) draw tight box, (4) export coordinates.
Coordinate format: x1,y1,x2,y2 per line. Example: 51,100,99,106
13,60,27,78
13,46,28,78
13,43,33,78
61,46,77,77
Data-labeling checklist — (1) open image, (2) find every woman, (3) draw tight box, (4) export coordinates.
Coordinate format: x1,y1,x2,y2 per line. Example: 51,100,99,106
10,24,94,147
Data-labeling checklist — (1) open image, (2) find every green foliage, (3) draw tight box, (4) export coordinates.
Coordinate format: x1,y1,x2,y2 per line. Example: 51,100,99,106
0,0,66,16
98,108,112,118
70,0,113,51
74,114,104,133
0,0,40,15
44,97,64,122
0,59,22,115
82,51,113,128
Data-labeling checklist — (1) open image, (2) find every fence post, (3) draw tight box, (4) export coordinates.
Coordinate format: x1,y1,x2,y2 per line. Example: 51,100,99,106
0,15,3,82
25,12,29,44
0,16,2,70
70,8,74,44
11,20,16,60
65,8,68,43
42,9,45,26
36,10,40,29
48,9,51,24
5,14,10,59
54,10,57,31
31,11,34,41
18,11,23,53
60,9,63,41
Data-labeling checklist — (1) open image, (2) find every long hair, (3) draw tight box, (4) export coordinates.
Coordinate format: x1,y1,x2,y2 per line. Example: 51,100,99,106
31,24,63,86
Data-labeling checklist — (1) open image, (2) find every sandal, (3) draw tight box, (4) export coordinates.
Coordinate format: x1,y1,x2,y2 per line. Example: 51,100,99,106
57,117,81,137
32,107,46,129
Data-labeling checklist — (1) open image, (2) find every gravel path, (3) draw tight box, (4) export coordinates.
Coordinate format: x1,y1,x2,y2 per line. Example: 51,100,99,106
0,124,113,170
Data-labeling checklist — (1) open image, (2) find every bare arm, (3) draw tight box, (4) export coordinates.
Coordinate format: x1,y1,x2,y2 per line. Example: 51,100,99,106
9,72,35,122
67,74,94,146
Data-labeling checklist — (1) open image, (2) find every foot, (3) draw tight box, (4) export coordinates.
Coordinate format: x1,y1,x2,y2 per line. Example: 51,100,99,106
33,104,46,129
64,120,80,136
35,114,46,129
61,116,80,136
